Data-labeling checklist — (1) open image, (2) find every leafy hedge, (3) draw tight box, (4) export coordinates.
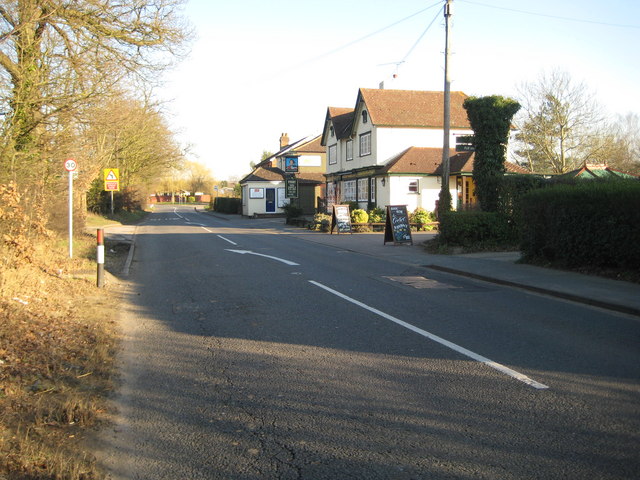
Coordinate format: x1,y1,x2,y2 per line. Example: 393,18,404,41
439,211,518,247
520,180,640,269
212,197,241,214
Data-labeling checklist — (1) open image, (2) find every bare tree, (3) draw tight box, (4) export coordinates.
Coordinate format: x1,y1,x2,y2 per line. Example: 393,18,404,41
183,160,215,196
0,0,189,188
608,113,640,174
82,96,185,189
515,70,611,174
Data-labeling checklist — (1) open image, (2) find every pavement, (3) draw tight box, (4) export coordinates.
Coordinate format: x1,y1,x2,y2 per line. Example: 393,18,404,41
96,211,640,317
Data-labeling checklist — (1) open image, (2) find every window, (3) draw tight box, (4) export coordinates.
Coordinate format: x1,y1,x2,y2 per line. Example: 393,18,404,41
346,140,353,161
357,178,368,202
327,182,337,206
359,132,371,157
342,180,356,202
328,144,337,165
362,110,368,124
370,178,376,202
408,180,419,193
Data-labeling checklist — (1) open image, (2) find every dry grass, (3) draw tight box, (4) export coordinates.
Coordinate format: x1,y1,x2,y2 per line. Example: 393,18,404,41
1,184,121,479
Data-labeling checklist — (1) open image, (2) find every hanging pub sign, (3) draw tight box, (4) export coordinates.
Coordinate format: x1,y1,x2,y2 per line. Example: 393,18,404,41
331,204,352,234
384,205,413,245
284,156,299,173
285,176,298,198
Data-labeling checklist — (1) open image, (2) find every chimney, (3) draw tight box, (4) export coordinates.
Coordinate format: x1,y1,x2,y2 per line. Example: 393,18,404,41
280,132,289,150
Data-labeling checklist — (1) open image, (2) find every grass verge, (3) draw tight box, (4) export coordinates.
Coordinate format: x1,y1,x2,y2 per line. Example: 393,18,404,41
1,217,129,479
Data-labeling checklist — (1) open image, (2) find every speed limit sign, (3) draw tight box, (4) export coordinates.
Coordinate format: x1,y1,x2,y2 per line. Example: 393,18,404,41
64,159,77,172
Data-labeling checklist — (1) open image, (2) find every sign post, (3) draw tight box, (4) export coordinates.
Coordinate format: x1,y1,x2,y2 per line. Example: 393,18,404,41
103,168,120,215
64,159,77,258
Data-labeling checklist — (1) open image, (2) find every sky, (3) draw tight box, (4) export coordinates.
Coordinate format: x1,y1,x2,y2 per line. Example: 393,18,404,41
158,0,640,181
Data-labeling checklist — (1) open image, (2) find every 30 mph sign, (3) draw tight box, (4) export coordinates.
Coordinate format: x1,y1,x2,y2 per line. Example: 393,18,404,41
64,159,77,172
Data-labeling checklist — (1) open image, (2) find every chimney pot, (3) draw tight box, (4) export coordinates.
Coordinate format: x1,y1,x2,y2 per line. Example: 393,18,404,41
280,133,289,150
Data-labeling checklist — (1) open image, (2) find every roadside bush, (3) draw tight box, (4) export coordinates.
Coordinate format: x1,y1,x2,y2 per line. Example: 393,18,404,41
351,208,370,232
188,196,196,203
439,210,518,248
520,180,640,270
311,212,331,232
368,207,386,224
213,197,241,214
283,203,303,223
410,207,436,231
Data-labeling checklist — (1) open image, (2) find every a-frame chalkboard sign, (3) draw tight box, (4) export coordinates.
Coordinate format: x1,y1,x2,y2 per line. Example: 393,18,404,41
384,205,413,245
331,204,352,234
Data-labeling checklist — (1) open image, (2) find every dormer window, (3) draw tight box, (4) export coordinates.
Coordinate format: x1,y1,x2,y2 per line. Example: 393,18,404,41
362,110,368,124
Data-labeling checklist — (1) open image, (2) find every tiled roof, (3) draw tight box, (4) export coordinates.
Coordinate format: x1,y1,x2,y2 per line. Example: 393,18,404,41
295,135,324,153
240,166,284,183
358,88,471,129
328,107,355,139
382,147,451,174
381,147,531,175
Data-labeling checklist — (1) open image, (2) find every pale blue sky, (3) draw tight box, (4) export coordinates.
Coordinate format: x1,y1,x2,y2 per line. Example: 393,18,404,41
159,0,640,180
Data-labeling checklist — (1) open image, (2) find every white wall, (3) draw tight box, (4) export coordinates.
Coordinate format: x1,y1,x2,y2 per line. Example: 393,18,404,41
386,176,456,213
241,181,285,216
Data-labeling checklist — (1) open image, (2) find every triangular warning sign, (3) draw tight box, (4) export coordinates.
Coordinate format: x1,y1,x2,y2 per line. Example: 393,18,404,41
106,170,117,180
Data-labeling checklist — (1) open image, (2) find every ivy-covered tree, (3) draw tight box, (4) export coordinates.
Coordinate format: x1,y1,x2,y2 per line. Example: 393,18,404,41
463,95,520,212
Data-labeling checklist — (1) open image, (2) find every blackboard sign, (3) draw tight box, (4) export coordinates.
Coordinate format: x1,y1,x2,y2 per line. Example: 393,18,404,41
285,177,298,198
331,205,352,234
384,205,413,245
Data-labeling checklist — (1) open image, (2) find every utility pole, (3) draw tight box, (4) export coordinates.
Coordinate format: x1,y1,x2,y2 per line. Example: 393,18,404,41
439,0,453,215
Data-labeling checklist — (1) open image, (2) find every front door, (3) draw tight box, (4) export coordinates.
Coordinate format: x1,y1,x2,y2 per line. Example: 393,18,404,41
265,188,276,213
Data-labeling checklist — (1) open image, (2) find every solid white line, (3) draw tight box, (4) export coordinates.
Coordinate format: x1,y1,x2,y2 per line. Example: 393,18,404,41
308,280,549,390
216,234,237,245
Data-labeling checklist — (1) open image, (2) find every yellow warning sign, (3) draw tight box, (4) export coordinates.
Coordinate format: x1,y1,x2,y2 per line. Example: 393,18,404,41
103,168,119,181
103,168,120,191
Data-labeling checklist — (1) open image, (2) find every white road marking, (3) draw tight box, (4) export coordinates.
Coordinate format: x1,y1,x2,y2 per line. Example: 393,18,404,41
226,249,299,266
309,280,549,390
216,234,237,245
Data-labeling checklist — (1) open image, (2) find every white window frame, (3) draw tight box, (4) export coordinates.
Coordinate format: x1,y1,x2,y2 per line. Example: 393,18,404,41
346,139,353,161
328,144,337,165
408,180,419,193
342,180,356,202
359,132,371,157
357,178,368,202
370,178,376,202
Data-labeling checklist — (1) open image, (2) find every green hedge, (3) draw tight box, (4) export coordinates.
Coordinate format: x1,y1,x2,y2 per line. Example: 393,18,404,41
439,211,518,247
520,180,640,269
212,197,241,214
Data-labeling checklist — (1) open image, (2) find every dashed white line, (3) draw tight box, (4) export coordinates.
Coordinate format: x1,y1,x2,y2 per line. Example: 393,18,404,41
308,280,549,390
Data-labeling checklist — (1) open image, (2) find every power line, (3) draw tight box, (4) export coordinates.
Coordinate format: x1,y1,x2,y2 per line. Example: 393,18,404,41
459,0,640,29
295,1,443,69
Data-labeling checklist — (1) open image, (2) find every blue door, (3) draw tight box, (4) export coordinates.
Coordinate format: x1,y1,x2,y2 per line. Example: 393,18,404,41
265,188,276,213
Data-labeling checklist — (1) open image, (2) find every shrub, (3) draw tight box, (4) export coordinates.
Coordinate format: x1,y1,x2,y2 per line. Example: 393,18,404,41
519,180,640,270
312,212,331,232
410,207,436,231
439,210,518,248
351,209,370,232
368,207,386,224
213,197,241,214
282,203,303,222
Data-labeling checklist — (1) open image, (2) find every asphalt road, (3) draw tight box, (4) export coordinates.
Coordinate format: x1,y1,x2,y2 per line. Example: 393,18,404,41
94,204,640,479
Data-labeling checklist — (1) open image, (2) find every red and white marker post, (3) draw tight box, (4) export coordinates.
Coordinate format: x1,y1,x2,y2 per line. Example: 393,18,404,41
97,228,105,288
